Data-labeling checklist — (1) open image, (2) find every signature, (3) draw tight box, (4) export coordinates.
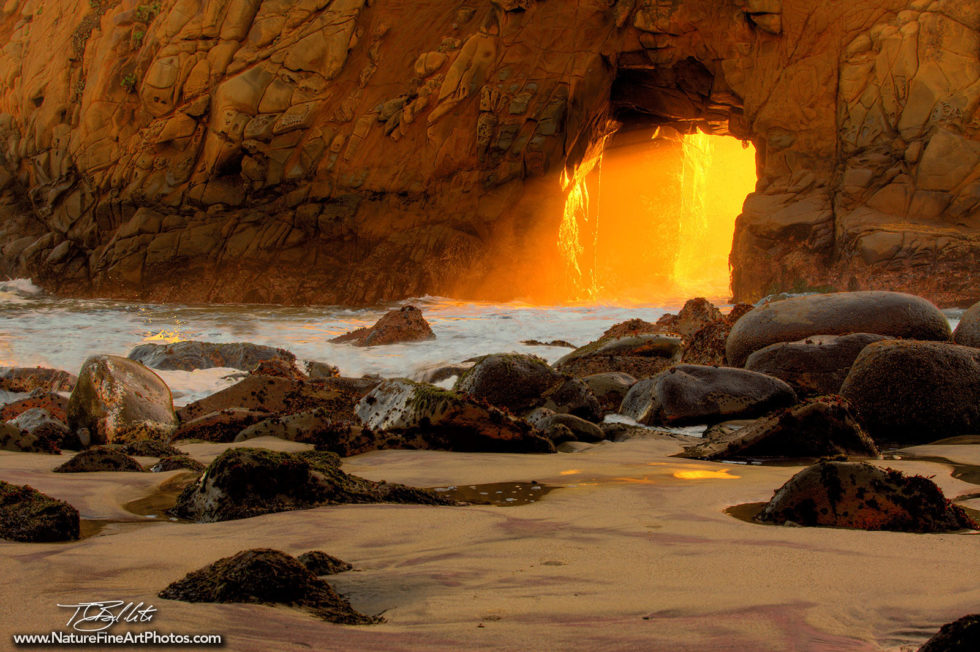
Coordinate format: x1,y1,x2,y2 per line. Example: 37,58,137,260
56,601,158,632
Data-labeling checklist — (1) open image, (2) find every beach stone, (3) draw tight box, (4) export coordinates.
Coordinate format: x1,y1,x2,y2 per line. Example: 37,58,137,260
840,341,980,444
726,292,952,367
620,364,797,426
674,298,723,338
600,318,668,340
298,551,353,576
159,549,375,624
235,408,349,444
414,363,474,384
744,333,889,396
8,408,74,451
331,305,435,346
356,379,554,453
680,396,878,460
54,446,144,472
918,614,980,652
454,353,563,413
682,303,754,366
173,408,271,443
0,481,79,542
171,448,452,522
249,358,305,379
306,361,341,378
582,372,637,414
756,461,976,532
555,334,682,379
0,393,68,422
67,355,178,445
540,377,602,422
527,408,604,443
0,367,76,393
127,341,296,372
953,301,980,348
0,422,56,453
151,455,205,473
112,440,184,458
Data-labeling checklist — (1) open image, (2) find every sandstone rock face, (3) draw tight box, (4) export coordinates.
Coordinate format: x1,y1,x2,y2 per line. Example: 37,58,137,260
756,461,976,532
619,364,797,426
953,301,980,348
726,292,950,367
331,306,435,346
840,340,980,444
128,341,295,372
744,333,889,396
67,355,178,445
0,1,974,306
0,481,79,542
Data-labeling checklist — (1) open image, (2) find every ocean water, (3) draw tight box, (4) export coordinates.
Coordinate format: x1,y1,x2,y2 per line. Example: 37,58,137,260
0,279,684,405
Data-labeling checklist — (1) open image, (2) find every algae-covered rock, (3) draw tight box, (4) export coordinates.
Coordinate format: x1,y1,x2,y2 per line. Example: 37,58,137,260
0,422,59,454
151,455,205,473
128,341,296,372
54,446,144,473
0,366,76,393
298,550,353,576
159,549,375,624
67,355,178,445
0,481,79,542
555,334,682,378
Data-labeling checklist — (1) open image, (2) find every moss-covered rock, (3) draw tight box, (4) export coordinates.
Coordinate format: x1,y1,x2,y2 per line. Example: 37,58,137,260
127,341,296,372
0,481,79,542
112,440,185,458
159,549,375,624
0,422,59,454
54,446,144,473
298,550,353,576
151,455,205,473
0,366,76,393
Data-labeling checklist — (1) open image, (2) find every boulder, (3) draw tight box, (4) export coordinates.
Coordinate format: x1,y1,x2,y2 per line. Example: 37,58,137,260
0,393,68,422
680,396,878,460
526,408,604,443
305,361,341,378
682,303,754,366
454,353,563,413
298,551,353,576
172,408,271,443
953,301,980,348
356,379,554,453
158,549,375,624
727,292,951,367
67,355,178,445
0,481,79,542
918,614,980,652
112,440,184,458
331,306,435,346
151,455,205,473
620,364,797,426
540,377,602,422
0,422,57,454
673,298,723,338
756,461,976,532
599,318,668,340
235,408,349,444
249,358,305,379
581,372,637,414
7,408,74,450
0,367,76,393
54,447,144,473
555,334,682,378
127,341,296,372
744,333,889,396
171,448,452,522
840,341,980,444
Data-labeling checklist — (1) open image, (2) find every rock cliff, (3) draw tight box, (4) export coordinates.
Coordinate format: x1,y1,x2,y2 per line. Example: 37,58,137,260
0,0,976,305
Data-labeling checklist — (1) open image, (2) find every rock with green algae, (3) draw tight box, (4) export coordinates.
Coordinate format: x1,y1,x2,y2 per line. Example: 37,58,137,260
170,447,454,522
159,549,376,624
0,481,79,542
298,550,353,576
53,446,144,473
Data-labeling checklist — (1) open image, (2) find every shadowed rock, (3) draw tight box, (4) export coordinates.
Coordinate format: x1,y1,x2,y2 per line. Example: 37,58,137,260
620,364,797,426
171,448,453,522
67,355,178,445
953,301,980,348
681,303,754,366
0,481,79,542
454,353,564,413
128,341,296,372
111,440,185,458
918,614,980,652
555,334,682,379
332,306,435,346
726,292,951,367
306,361,341,378
1,393,68,422
172,408,271,443
0,367,76,393
582,372,637,414
0,422,58,454
159,549,376,624
756,461,976,532
840,341,980,444
298,551,353,576
744,333,889,396
249,358,305,379
151,455,205,473
680,396,878,460
54,446,144,473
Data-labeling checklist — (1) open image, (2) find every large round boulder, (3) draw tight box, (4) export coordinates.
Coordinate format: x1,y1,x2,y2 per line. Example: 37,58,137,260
744,333,889,396
756,461,976,532
953,301,980,348
67,355,178,445
727,292,951,367
840,341,980,444
453,353,563,413
619,364,797,426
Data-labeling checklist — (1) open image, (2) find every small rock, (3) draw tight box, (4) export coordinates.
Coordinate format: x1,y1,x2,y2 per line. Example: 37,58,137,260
0,366,76,393
249,358,305,379
112,440,184,458
540,377,602,422
54,447,144,473
306,361,340,378
0,393,69,422
918,614,980,652
331,305,435,346
674,298,723,338
0,422,57,454
298,550,353,576
555,334,682,378
953,301,980,348
158,549,375,624
151,455,205,473
7,409,72,450
581,372,637,414
756,461,976,532
0,481,79,542
172,408,272,443
681,303,753,366
521,339,576,348
128,341,296,372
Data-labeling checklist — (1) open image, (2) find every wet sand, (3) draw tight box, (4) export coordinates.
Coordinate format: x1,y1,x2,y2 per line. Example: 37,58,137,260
1,436,978,651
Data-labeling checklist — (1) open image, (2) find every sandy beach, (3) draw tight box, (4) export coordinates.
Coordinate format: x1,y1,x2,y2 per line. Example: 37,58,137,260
2,436,977,651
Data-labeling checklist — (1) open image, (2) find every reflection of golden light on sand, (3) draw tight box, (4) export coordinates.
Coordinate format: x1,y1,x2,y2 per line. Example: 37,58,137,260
559,469,582,476
673,469,741,480
613,476,657,484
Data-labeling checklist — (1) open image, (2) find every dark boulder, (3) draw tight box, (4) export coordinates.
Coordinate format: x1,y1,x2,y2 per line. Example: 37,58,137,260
0,366,76,393
0,481,79,542
555,334,682,379
680,396,878,460
151,455,205,473
54,447,144,473
159,549,375,624
127,341,296,372
581,372,637,414
526,408,604,443
112,440,184,458
8,408,72,448
756,461,976,532
953,301,980,348
298,550,353,576
744,333,889,396
171,448,453,522
172,409,271,443
681,303,754,367
0,422,58,453
620,364,797,426
727,291,951,367
540,377,602,422
453,353,563,414
840,341,980,444
331,305,435,346
918,614,980,652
